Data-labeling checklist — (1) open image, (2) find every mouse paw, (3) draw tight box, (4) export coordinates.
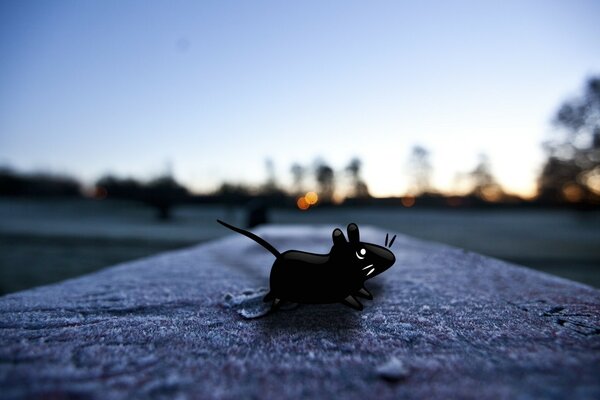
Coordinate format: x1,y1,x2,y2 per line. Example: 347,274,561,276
270,298,282,311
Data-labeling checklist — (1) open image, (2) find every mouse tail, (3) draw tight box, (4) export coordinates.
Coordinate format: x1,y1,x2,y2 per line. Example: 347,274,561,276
217,219,281,257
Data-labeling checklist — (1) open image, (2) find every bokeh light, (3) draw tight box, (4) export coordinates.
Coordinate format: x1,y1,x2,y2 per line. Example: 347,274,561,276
297,196,310,210
304,191,318,205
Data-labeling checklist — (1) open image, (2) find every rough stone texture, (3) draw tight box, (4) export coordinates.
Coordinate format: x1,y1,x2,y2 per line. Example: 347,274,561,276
0,225,599,399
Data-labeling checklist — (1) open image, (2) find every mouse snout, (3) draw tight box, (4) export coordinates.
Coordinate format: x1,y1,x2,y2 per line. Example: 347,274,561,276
366,244,396,267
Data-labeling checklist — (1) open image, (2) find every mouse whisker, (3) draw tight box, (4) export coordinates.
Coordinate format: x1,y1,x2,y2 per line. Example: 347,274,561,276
388,234,397,248
385,233,389,247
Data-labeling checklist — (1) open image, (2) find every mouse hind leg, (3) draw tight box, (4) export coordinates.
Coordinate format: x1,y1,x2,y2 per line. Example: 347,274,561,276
341,295,364,311
355,286,373,300
269,298,282,312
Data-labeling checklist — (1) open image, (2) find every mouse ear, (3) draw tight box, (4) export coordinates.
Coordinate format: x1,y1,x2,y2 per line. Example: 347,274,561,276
332,228,347,246
347,223,359,243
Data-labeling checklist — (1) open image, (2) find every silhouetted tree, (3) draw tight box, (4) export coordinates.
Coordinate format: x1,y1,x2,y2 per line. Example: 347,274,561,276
538,76,600,204
290,163,306,195
469,154,504,202
96,175,144,199
407,145,433,195
144,174,188,220
215,182,252,197
315,160,335,203
345,157,370,199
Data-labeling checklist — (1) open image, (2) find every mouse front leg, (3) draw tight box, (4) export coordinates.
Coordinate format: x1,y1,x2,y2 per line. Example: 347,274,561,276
355,286,373,300
341,295,363,311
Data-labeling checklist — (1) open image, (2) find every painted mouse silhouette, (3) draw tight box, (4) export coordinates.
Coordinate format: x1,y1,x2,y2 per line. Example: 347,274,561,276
217,220,396,311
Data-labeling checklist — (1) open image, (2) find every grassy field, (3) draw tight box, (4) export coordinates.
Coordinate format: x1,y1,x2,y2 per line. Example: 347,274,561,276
0,198,598,295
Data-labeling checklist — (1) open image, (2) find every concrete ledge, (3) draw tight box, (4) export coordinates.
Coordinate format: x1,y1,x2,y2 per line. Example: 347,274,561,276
1,225,599,399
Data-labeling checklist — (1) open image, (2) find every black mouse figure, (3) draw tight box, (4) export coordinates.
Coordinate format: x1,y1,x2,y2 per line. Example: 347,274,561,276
217,220,396,311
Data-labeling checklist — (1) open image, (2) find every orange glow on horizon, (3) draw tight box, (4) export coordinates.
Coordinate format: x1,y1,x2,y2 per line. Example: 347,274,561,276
96,186,107,199
401,195,415,207
563,183,583,202
584,168,600,195
480,186,503,202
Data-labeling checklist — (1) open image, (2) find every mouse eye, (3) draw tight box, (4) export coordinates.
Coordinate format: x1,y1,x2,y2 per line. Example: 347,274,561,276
356,248,366,259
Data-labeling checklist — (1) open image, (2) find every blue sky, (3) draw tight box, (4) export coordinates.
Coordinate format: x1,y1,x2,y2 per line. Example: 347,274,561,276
1,0,599,197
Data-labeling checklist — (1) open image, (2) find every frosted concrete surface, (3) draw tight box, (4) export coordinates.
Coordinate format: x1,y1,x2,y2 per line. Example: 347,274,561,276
1,225,599,399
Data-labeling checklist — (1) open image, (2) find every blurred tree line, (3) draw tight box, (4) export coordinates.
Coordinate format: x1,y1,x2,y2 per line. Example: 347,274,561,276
1,75,599,218
537,76,600,205
95,174,188,220
0,169,80,197
214,157,370,205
